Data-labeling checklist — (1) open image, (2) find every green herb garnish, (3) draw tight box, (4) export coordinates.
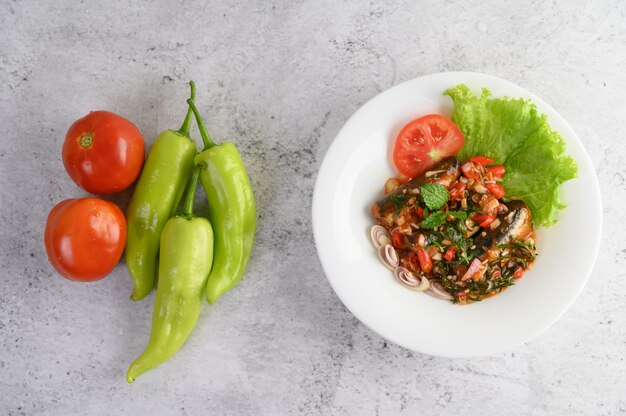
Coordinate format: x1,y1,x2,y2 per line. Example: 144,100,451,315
420,183,449,210
446,211,468,221
420,212,445,229
421,210,467,229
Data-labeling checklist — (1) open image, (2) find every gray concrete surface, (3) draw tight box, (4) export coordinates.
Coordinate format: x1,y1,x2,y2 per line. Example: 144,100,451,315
1,0,625,415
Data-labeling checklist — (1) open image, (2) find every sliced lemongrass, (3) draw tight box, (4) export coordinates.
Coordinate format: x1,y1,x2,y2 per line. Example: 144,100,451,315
425,281,453,300
378,244,399,270
370,225,391,249
394,267,430,292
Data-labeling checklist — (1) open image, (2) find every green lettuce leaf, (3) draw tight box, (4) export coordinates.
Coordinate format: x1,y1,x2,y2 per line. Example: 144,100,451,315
444,84,578,228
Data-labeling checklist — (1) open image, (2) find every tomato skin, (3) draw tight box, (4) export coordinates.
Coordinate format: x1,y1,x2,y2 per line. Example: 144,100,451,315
393,114,464,179
469,156,494,165
473,214,496,228
443,247,456,261
63,111,145,194
405,253,421,273
486,183,506,199
417,250,433,273
449,182,466,200
486,165,506,177
44,198,126,281
461,162,480,179
391,230,404,249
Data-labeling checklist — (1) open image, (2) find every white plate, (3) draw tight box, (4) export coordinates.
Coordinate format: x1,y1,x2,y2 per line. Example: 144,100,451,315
312,72,602,357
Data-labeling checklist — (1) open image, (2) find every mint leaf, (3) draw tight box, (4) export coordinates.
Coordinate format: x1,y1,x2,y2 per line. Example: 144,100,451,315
421,211,447,229
421,210,467,229
420,183,449,210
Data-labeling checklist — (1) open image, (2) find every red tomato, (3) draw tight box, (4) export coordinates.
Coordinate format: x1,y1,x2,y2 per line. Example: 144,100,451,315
449,183,467,200
393,114,464,178
513,267,524,279
405,253,421,273
486,165,506,177
461,162,480,179
44,198,127,281
469,156,494,165
417,250,433,273
473,214,496,228
63,111,145,194
443,247,456,261
391,230,404,249
486,183,506,199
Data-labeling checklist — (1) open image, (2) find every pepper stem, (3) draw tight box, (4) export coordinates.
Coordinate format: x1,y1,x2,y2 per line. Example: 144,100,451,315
177,81,196,136
186,96,216,150
182,167,202,217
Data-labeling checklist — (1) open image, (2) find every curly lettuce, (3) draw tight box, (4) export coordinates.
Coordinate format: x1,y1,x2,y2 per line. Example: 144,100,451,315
444,84,578,228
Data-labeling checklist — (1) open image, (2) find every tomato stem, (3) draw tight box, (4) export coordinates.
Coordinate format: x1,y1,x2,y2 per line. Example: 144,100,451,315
79,132,94,148
186,95,216,151
182,166,201,217
177,81,196,137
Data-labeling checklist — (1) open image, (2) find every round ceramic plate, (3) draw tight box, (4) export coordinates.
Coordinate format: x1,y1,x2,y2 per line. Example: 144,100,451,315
312,72,602,357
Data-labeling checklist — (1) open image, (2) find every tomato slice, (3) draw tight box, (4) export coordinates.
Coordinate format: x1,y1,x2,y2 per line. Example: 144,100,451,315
486,183,506,199
393,114,464,178
461,162,480,179
449,183,466,200
469,156,495,165
443,247,456,261
417,249,433,273
486,165,506,177
391,230,404,249
473,214,496,228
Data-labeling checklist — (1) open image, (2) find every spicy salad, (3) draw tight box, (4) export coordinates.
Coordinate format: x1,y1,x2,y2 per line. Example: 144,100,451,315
369,84,577,304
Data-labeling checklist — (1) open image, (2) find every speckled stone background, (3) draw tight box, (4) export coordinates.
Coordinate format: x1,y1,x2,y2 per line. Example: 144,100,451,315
1,0,625,415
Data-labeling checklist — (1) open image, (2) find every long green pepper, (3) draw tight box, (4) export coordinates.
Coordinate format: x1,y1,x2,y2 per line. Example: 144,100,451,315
126,167,214,382
125,86,198,300
187,89,256,304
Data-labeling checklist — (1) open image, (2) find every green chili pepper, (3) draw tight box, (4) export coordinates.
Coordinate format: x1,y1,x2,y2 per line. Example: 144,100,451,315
187,86,256,304
125,85,198,301
126,167,214,382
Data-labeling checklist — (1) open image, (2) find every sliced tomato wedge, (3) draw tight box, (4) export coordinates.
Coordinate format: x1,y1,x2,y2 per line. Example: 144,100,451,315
486,183,506,199
449,182,466,200
473,214,496,228
469,156,495,165
391,230,404,249
461,162,480,179
486,165,506,177
393,114,465,179
417,249,433,273
443,247,456,261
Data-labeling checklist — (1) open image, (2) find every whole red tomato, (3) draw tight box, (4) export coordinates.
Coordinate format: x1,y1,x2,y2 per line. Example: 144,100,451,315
44,198,127,281
62,111,145,194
